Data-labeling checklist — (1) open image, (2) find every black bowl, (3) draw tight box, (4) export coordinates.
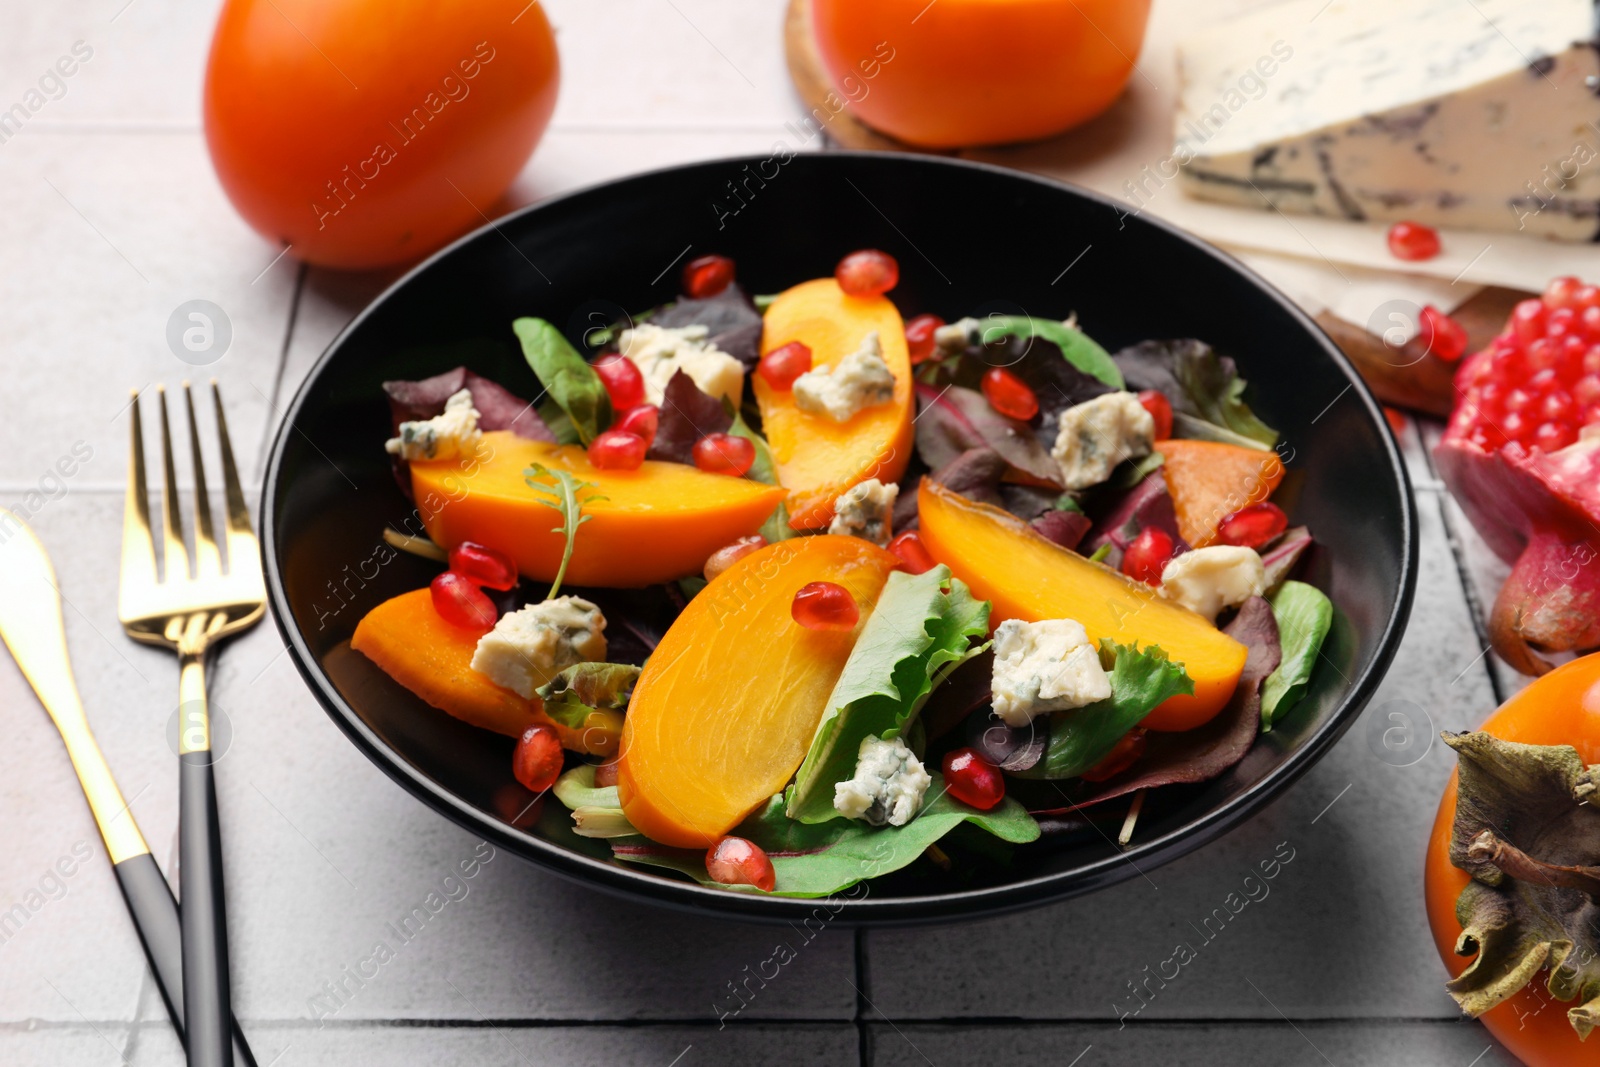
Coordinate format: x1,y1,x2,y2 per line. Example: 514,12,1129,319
263,153,1416,924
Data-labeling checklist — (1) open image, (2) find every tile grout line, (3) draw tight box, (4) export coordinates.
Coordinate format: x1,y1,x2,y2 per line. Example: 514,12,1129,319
252,261,309,482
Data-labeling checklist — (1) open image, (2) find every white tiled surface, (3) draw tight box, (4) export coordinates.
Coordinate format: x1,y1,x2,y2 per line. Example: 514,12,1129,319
0,2,1534,1065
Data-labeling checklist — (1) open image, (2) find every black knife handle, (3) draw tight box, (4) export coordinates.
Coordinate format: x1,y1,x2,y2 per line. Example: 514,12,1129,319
112,851,257,1066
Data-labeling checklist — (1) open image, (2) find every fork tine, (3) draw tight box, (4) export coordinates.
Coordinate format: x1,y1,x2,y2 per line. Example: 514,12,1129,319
183,381,222,579
155,385,190,583
119,389,158,596
210,381,260,575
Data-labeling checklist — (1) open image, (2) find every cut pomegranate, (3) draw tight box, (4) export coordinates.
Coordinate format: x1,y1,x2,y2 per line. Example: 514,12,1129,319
1544,275,1583,310
757,341,813,391
1387,220,1440,261
904,314,944,364
888,529,936,574
512,724,564,793
682,254,735,299
981,367,1039,421
692,432,756,477
791,581,859,631
1080,728,1148,782
836,249,899,297
588,428,647,470
1121,527,1175,586
613,405,659,450
1418,305,1468,362
705,836,776,891
448,541,517,591
704,535,767,581
942,748,1005,810
430,571,497,632
592,354,646,413
1215,502,1288,549
1137,389,1173,440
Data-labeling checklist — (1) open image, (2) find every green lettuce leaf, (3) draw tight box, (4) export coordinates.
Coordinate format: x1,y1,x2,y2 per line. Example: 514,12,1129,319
1261,580,1333,729
512,317,612,445
727,411,795,542
1012,640,1194,780
612,776,1038,898
535,662,640,729
1172,348,1278,447
785,566,991,823
983,316,1124,389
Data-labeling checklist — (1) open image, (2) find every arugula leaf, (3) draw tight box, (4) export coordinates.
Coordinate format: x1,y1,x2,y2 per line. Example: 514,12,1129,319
513,317,613,445
1012,641,1194,780
1261,581,1333,729
536,662,640,728
525,464,607,600
727,411,795,542
613,777,1038,898
786,566,991,823
982,316,1124,390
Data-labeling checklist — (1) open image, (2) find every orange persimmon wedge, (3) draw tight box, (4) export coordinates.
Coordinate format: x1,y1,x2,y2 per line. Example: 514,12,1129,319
351,588,620,754
1157,439,1284,548
617,535,899,847
755,278,914,529
916,480,1247,732
410,431,787,588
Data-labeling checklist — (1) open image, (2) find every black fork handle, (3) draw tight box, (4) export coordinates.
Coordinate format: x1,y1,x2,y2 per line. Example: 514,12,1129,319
180,750,234,1067
112,850,256,1066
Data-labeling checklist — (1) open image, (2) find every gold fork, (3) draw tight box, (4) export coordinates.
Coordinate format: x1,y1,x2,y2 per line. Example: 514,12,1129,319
119,381,264,1067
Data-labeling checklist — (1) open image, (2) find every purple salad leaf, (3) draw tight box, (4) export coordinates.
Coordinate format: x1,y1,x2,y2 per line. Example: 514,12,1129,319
648,370,734,464
927,447,1008,509
915,384,1061,486
967,706,1048,772
649,283,764,369
1030,508,1091,550
384,366,554,442
1261,526,1313,593
1083,470,1190,560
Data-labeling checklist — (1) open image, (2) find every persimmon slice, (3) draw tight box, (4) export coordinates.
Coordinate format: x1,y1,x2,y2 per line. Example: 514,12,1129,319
1156,439,1285,548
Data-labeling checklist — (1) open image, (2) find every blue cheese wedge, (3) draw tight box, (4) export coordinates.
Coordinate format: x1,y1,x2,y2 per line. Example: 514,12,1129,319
833,735,932,827
617,323,744,406
1051,392,1154,490
470,597,607,698
792,331,897,422
385,388,482,462
1160,547,1266,622
827,478,898,546
990,618,1113,727
1174,0,1600,239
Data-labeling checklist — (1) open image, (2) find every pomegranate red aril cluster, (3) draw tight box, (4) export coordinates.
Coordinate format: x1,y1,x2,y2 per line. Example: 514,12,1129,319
593,353,645,412
1450,275,1600,453
682,254,735,299
431,539,518,632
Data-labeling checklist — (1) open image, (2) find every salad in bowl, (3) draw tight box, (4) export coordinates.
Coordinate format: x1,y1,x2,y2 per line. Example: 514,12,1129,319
346,247,1331,899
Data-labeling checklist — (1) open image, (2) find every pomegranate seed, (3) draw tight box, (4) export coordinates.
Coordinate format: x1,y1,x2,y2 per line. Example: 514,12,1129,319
1512,299,1547,344
692,432,756,476
705,836,776,891
836,249,899,297
888,530,936,574
1137,389,1174,440
1216,502,1289,549
1545,275,1583,310
682,254,736,299
1547,307,1579,340
1501,411,1531,441
757,341,813,391
1489,345,1523,380
512,724,564,793
1559,337,1587,380
1527,339,1561,375
1584,307,1600,340
981,367,1039,421
1586,350,1600,377
1418,305,1468,362
1121,527,1175,586
1387,221,1440,261
430,571,497,632
613,405,660,450
704,535,767,582
1575,376,1600,407
1534,421,1577,451
905,314,944,364
588,428,647,470
1080,728,1148,783
1579,285,1600,311
942,748,1005,810
593,760,621,788
1540,391,1576,423
1504,388,1534,414
791,581,859,630
1478,380,1507,411
448,541,517,591
593,354,646,412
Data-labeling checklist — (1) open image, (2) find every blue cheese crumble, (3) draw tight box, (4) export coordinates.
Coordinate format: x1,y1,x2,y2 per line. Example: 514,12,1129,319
833,735,932,826
1160,546,1265,621
792,331,896,423
990,618,1112,727
827,478,898,546
470,596,608,698
617,323,744,406
1050,392,1155,490
385,388,482,462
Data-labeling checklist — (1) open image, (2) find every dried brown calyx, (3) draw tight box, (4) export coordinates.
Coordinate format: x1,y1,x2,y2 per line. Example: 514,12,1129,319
1445,731,1600,1038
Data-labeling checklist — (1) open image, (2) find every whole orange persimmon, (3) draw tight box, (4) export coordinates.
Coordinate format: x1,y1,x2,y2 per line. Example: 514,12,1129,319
1424,654,1600,1067
810,0,1151,149
204,0,559,269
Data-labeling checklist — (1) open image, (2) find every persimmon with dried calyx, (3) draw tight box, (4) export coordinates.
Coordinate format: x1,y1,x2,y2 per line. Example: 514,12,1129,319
617,535,898,848
1425,653,1600,1066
